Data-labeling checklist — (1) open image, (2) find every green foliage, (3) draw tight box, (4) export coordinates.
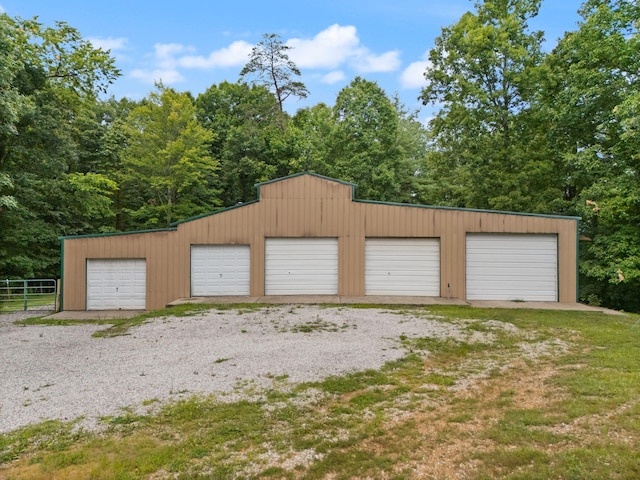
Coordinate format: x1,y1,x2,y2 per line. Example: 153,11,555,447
0,173,17,212
195,81,285,205
10,16,120,96
418,0,559,213
331,77,406,201
544,0,640,311
0,12,121,278
121,84,219,227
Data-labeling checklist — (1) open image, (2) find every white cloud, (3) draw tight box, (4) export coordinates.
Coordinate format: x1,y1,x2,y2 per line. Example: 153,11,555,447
178,40,253,68
321,71,345,84
153,43,194,69
287,24,360,69
286,24,401,73
129,44,191,86
0,5,5,12
88,36,128,52
400,54,431,89
353,50,401,73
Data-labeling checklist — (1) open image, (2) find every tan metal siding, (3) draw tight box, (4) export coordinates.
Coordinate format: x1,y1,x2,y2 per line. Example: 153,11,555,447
62,174,578,310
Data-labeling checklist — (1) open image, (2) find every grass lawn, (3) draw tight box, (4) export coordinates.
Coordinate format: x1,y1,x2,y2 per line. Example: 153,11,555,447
1,305,639,479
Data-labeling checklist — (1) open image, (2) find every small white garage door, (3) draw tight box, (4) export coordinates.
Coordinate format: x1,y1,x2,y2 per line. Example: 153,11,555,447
265,238,338,295
466,234,558,301
191,245,250,296
365,238,440,296
86,259,146,310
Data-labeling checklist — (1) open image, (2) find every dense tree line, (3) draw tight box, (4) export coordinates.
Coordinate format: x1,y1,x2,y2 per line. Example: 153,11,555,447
1,0,638,311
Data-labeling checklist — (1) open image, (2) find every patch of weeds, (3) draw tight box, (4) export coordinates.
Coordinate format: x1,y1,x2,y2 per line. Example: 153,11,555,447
349,388,390,409
306,448,396,478
39,450,89,472
304,368,394,395
404,336,492,363
381,353,425,381
14,317,84,327
214,357,231,364
285,316,350,333
448,412,474,423
105,413,146,427
423,372,456,386
0,419,87,464
502,408,564,428
485,414,569,446
259,466,294,478
264,389,297,403
612,402,640,434
551,444,640,480
473,446,550,474
463,320,495,333
491,388,516,408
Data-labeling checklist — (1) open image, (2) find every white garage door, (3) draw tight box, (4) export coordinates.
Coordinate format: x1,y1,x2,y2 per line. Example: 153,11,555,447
265,238,338,295
466,234,558,301
191,245,250,296
365,238,440,296
86,259,146,310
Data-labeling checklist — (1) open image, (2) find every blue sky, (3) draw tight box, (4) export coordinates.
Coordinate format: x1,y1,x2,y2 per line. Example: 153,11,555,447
1,0,585,119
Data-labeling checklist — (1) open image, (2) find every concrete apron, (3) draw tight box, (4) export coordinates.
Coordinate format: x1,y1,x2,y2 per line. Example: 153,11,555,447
171,296,622,315
44,296,623,320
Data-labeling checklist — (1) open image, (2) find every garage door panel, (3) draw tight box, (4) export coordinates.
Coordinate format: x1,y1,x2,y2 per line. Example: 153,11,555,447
365,238,440,296
466,234,557,301
191,245,250,296
265,238,338,295
86,259,146,310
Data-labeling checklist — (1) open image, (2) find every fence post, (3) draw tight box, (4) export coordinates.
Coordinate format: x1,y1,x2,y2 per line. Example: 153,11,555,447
56,279,61,312
23,279,28,311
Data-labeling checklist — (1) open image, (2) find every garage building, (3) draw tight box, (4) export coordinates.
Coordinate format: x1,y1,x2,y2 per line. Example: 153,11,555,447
60,173,580,310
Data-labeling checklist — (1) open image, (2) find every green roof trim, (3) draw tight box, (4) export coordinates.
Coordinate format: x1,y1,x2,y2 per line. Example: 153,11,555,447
58,227,177,241
170,199,259,226
255,171,357,189
355,199,581,221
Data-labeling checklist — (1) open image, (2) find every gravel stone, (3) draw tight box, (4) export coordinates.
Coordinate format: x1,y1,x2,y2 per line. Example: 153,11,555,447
0,306,470,434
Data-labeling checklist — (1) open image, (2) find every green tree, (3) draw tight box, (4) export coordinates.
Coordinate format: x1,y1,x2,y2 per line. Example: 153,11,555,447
329,77,413,201
0,13,120,278
196,82,286,205
544,0,640,310
122,84,219,228
419,0,557,212
289,103,335,174
239,33,309,113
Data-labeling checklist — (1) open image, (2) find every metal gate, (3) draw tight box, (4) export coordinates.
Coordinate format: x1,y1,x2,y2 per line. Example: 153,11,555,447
0,279,58,312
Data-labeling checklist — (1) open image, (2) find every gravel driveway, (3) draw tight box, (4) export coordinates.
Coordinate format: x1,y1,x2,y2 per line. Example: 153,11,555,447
0,306,469,434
